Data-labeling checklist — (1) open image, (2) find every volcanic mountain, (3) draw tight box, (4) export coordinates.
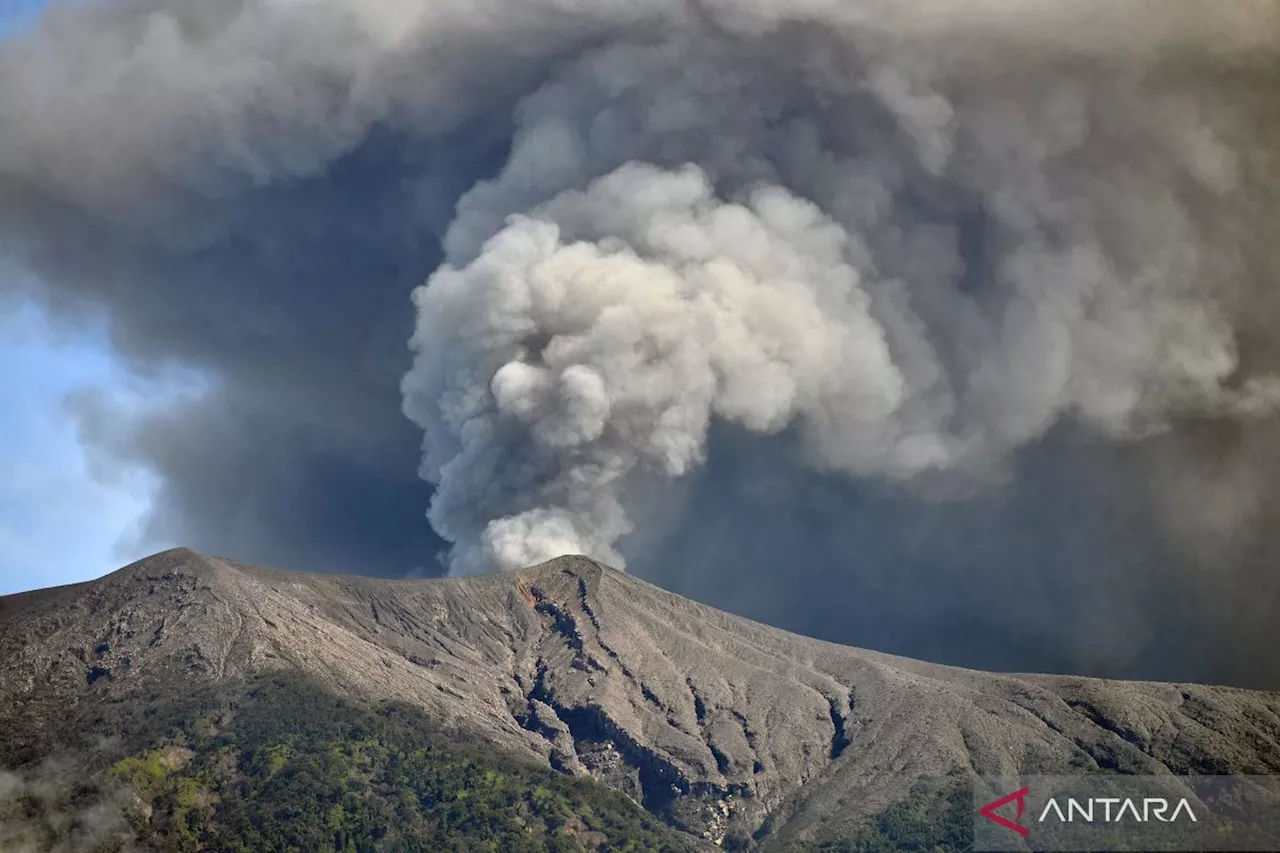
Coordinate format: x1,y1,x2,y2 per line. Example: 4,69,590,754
2,548,1279,849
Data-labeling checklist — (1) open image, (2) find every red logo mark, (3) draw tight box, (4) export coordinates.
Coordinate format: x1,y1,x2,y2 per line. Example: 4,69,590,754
980,786,1032,837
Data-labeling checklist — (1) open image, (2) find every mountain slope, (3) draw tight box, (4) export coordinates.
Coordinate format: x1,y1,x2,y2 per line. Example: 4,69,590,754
3,548,1279,848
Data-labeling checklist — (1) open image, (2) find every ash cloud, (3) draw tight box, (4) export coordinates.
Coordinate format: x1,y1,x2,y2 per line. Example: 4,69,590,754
3,0,1280,685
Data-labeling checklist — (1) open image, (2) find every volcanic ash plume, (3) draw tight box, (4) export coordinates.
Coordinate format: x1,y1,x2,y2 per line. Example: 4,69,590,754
400,9,1280,575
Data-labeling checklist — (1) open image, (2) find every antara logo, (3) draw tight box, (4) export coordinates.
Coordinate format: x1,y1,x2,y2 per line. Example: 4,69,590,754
980,786,1032,837
980,786,1200,838
1037,796,1198,824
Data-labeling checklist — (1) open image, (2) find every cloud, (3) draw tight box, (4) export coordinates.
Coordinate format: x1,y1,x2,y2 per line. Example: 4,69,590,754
2,0,1279,685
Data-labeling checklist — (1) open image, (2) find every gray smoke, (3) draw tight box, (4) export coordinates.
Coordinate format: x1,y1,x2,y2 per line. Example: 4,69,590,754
3,0,1280,684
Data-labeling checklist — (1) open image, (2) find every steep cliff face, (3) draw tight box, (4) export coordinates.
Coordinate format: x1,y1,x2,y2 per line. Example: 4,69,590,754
3,548,1279,847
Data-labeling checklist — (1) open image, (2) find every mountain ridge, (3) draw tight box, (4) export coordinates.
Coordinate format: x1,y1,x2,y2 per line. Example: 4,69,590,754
3,548,1279,848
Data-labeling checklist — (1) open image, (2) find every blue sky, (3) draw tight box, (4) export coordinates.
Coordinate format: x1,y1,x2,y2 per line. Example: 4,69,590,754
0,0,48,37
0,1,178,595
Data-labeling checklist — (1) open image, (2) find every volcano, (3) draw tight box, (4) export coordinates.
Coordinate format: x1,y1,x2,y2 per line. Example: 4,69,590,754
2,548,1278,849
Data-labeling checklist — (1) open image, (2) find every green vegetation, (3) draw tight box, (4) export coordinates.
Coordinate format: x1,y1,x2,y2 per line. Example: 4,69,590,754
799,772,973,853
110,748,182,798
3,674,697,853
133,675,696,852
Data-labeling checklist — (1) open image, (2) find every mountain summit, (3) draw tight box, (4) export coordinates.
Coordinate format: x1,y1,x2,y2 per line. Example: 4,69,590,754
3,549,1279,848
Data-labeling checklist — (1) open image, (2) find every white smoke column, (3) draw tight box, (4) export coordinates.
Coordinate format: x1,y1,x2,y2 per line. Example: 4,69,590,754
406,163,941,572
402,4,1280,575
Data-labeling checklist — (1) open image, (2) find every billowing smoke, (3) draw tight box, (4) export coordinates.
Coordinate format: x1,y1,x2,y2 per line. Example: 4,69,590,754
401,2,1280,573
3,0,1280,684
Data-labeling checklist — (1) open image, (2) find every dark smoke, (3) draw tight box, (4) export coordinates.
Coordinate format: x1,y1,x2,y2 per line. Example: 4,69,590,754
3,0,1279,686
